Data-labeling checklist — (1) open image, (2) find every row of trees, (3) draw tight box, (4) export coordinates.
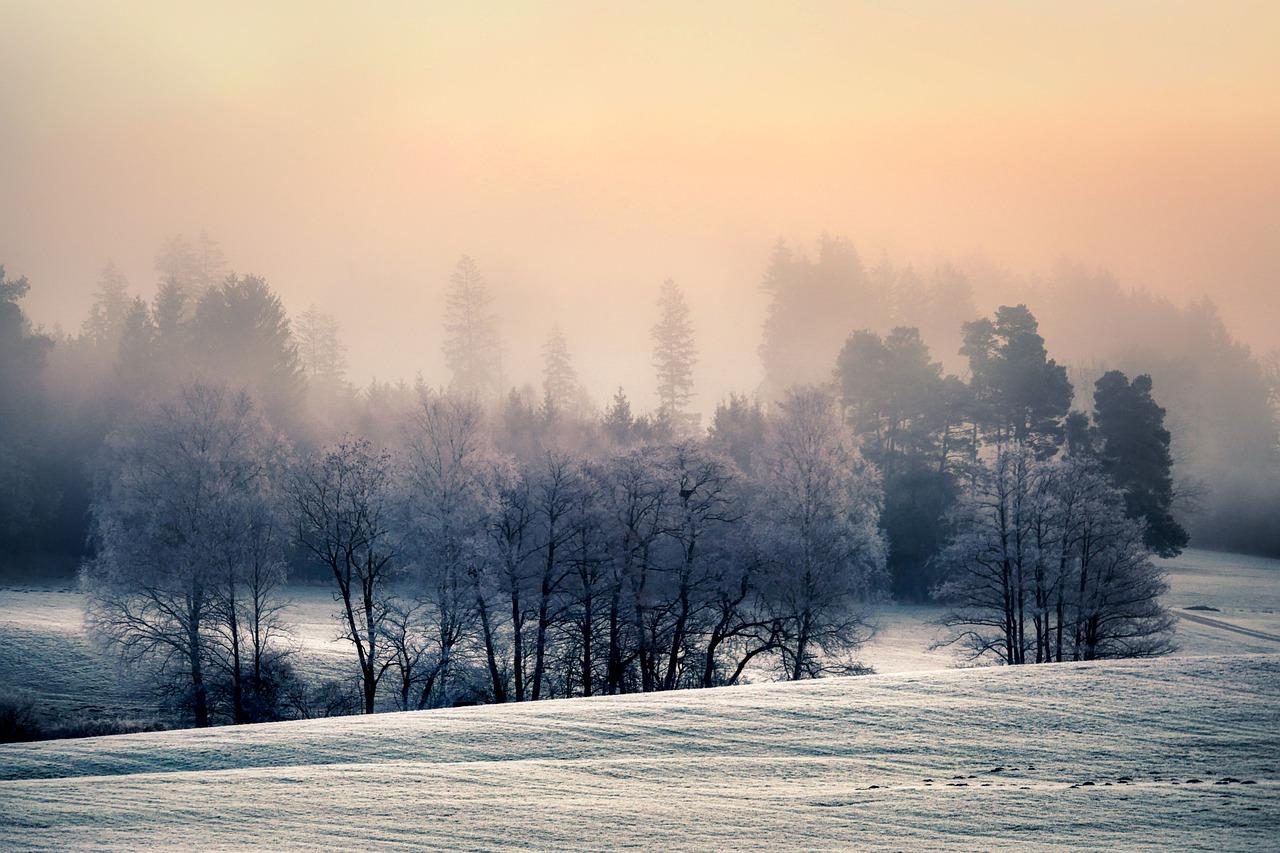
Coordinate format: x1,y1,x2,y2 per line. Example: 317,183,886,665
85,383,887,724
824,301,1179,662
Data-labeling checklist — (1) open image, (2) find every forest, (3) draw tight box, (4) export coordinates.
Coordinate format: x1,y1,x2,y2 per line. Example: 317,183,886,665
1,234,1277,727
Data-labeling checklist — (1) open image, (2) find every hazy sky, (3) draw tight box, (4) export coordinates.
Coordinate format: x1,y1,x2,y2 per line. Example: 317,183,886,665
3,2,1277,414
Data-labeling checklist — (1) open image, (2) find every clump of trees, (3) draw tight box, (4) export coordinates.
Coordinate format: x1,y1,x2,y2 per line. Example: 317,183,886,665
935,448,1174,664
860,306,1180,663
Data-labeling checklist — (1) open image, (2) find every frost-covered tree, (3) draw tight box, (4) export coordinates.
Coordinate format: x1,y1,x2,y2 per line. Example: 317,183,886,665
651,278,697,431
935,447,1174,664
443,256,503,400
655,441,739,690
291,438,399,713
85,385,282,726
526,452,586,699
758,387,887,679
475,457,534,702
598,447,671,693
402,389,488,706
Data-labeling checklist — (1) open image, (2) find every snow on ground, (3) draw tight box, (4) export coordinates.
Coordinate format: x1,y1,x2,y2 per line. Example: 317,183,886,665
0,549,1277,848
1,653,1277,850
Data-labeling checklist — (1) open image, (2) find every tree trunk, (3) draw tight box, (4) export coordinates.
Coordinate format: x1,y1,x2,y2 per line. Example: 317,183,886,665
510,576,525,701
189,627,209,727
580,587,594,697
476,593,507,702
606,585,624,694
664,587,690,690
532,539,556,701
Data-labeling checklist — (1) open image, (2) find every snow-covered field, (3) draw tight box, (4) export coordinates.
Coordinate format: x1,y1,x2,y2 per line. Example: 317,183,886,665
1,548,1277,850
2,654,1277,850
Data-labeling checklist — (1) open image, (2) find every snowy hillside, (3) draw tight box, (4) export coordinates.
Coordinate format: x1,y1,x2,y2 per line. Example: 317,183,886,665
3,653,1277,851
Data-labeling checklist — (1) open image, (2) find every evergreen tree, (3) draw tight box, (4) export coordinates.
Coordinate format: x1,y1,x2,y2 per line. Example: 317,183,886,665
961,304,1073,454
651,278,697,431
1092,370,1189,556
834,327,964,600
708,393,767,475
0,267,56,557
442,256,502,399
602,387,635,447
191,275,304,426
154,231,226,300
80,262,132,351
541,323,583,418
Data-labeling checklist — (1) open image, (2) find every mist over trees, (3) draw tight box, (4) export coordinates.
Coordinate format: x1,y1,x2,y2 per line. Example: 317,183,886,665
0,226,1274,726
758,239,1279,560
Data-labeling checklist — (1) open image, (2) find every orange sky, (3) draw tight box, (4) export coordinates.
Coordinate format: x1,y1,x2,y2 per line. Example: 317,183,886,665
2,2,1277,412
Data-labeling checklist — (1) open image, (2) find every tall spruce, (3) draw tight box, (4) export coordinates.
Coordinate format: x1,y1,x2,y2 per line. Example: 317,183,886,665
443,256,503,400
541,323,582,418
651,278,697,431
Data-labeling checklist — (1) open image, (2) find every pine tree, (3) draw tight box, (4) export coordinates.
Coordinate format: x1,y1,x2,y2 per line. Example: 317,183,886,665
602,387,635,446
541,323,582,418
81,262,132,350
443,256,502,399
154,231,226,300
651,278,697,431
961,304,1073,454
1092,371,1189,557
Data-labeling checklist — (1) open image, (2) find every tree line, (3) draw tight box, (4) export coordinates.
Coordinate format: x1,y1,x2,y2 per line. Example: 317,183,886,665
0,238,1193,728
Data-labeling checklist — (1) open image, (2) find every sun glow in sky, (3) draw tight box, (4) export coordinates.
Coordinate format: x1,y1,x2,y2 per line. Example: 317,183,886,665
2,1,1278,409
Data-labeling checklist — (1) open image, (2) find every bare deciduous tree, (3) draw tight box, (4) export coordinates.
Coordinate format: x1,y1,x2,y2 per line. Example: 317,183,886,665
291,438,399,713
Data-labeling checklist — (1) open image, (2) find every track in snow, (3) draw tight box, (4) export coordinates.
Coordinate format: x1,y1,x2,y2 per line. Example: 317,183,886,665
1177,610,1280,643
